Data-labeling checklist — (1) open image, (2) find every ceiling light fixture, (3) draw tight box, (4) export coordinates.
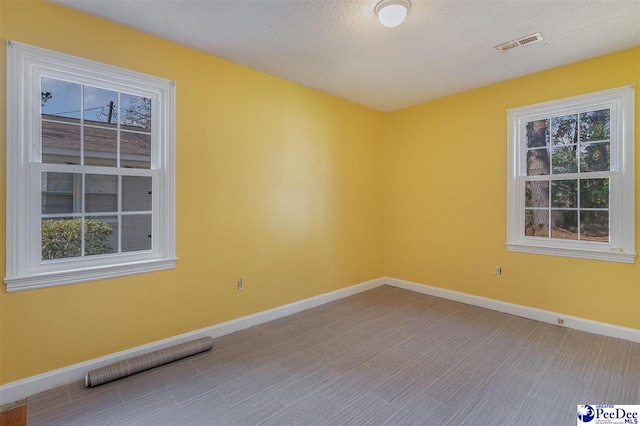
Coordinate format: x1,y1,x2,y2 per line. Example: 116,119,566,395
375,0,411,28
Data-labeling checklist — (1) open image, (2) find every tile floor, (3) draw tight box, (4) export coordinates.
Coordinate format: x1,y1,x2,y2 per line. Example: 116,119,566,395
26,286,640,425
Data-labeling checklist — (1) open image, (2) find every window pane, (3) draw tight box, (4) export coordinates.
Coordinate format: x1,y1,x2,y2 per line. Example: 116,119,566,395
121,132,151,169
85,216,118,256
526,119,549,148
42,193,74,214
580,178,609,209
525,209,549,237
41,218,82,260
84,85,118,125
41,172,81,214
120,94,151,130
551,145,578,174
551,180,577,208
42,122,81,165
551,114,577,145
580,109,610,142
44,172,75,192
580,142,610,172
41,77,81,120
580,211,609,242
122,214,152,252
84,127,117,167
123,176,152,211
525,181,549,208
551,210,578,240
527,148,550,176
85,174,118,213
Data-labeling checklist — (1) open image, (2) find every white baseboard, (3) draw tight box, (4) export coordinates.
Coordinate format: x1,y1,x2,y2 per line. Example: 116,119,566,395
384,276,640,343
0,277,385,405
3,275,637,405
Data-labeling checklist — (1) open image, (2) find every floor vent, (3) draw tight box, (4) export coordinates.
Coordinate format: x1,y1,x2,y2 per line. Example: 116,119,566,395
495,32,543,52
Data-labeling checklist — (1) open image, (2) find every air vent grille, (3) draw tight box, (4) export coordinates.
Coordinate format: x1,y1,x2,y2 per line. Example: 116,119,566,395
495,32,543,52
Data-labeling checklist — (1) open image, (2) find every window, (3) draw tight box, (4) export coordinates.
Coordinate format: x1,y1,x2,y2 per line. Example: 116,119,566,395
506,86,635,263
5,41,176,291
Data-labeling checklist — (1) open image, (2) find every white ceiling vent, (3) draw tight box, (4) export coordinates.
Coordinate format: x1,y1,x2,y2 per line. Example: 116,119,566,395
495,32,543,52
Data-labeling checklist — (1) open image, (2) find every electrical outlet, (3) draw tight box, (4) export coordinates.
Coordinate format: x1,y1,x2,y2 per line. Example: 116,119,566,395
495,266,502,276
557,318,564,325
237,278,243,290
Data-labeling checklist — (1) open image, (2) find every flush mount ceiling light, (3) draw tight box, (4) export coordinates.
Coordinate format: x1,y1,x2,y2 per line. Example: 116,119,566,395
375,0,411,28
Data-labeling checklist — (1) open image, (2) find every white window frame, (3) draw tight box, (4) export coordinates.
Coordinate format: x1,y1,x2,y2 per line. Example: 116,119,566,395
506,86,635,263
5,41,176,291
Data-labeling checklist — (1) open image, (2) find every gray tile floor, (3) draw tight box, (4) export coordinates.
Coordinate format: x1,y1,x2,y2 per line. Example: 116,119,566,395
27,285,640,425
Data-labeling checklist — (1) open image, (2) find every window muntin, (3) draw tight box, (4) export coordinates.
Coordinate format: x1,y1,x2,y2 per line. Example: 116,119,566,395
506,87,634,263
5,41,176,291
523,109,612,243
37,77,158,264
41,77,152,169
39,77,154,262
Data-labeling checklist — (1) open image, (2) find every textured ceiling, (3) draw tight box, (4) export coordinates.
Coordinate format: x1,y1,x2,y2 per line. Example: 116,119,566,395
51,0,640,112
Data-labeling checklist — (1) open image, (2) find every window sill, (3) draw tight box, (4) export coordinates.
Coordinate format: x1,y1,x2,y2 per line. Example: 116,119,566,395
505,243,635,263
4,258,177,292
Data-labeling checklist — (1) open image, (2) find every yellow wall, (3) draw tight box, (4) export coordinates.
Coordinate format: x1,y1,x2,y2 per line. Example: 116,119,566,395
0,0,385,384
0,0,638,388
385,47,640,331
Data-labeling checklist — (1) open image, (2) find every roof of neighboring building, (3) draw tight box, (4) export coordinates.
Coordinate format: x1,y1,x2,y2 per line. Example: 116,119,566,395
42,115,151,157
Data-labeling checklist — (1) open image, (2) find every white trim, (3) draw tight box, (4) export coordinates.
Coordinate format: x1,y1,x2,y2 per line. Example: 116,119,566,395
384,277,640,343
0,277,385,405
505,242,635,263
5,41,176,291
4,258,177,292
2,275,638,404
505,86,635,263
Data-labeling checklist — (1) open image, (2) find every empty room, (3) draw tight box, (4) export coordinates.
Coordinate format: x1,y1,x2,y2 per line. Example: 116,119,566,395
0,0,639,425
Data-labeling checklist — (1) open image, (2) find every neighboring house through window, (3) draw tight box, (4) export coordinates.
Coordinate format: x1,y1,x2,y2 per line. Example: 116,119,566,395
506,86,635,263
5,41,176,291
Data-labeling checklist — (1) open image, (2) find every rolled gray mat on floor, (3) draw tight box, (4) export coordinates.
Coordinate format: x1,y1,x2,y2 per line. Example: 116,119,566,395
85,336,214,387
